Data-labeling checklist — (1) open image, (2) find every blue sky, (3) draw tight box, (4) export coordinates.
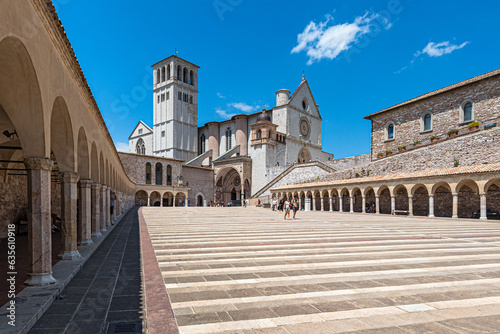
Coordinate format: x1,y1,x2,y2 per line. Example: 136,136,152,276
54,0,500,158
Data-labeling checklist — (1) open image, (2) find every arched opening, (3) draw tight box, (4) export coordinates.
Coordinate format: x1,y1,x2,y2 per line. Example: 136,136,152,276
394,185,409,211
197,195,203,206
155,162,163,185
136,138,145,155
244,179,251,199
298,147,311,163
215,167,242,206
300,192,306,210
322,190,329,211
183,67,188,83
330,190,339,211
163,192,174,207
146,163,152,184
433,183,452,217
150,191,161,206
486,179,500,219
166,165,172,185
177,65,181,80
378,187,391,214
364,188,375,213
341,189,349,212
135,191,148,206
189,70,194,85
200,133,206,154
352,188,362,212
225,127,232,151
412,185,429,216
175,193,186,207
457,180,480,218
156,69,160,85
314,191,321,210
166,64,171,80
161,66,165,82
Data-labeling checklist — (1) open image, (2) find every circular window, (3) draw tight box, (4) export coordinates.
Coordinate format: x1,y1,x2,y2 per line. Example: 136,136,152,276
300,118,310,137
302,99,308,111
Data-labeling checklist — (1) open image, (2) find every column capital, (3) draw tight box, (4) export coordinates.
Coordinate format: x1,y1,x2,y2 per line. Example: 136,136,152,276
58,171,79,183
362,196,366,199
479,192,486,196
429,193,434,198
92,182,101,190
408,195,413,199
375,195,380,199
79,179,93,188
391,195,396,199
452,193,458,197
100,184,107,191
24,157,54,171
106,186,111,190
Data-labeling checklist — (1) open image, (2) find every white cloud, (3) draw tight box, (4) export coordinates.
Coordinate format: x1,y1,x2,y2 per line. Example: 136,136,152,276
217,92,226,99
416,41,469,58
227,102,259,113
115,142,129,153
291,12,390,65
215,109,237,119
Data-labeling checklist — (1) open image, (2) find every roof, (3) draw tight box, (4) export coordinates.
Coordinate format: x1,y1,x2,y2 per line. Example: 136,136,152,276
273,162,500,191
128,121,153,139
364,68,500,120
151,55,200,69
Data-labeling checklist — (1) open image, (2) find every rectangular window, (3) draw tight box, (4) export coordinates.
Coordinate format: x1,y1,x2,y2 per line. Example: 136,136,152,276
157,95,160,103
189,95,193,104
166,92,170,100
138,129,143,134
178,92,182,100
161,130,165,137
161,93,165,102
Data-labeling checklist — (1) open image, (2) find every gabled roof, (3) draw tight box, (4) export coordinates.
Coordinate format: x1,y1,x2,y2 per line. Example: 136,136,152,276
151,55,200,69
364,68,500,120
288,78,322,120
128,121,153,139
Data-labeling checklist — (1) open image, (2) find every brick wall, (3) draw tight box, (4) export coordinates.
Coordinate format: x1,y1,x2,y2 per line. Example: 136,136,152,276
181,165,214,206
118,152,183,186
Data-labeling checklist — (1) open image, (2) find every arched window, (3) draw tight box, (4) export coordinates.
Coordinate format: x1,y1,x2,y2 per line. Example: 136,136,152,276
256,130,262,140
166,64,171,80
177,65,181,79
190,70,194,85
155,162,163,185
226,127,232,151
183,67,188,83
387,123,394,140
146,163,151,184
161,66,165,82
302,99,308,111
136,138,145,155
463,102,473,122
200,134,206,154
423,113,432,131
156,70,160,85
167,165,172,185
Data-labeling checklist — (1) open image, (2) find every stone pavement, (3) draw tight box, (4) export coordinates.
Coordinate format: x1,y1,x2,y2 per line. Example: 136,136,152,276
27,207,143,334
142,207,500,334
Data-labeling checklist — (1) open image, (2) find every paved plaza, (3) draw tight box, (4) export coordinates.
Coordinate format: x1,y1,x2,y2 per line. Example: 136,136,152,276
142,207,500,334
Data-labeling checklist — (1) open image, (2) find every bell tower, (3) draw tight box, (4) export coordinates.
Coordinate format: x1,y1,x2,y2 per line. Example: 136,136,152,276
151,55,199,161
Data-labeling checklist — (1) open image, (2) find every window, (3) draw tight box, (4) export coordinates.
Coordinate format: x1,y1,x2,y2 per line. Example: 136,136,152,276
161,130,165,137
177,65,181,79
146,162,151,184
138,129,143,135
424,113,432,131
183,67,188,83
178,91,182,100
189,95,193,104
387,123,394,140
136,138,145,155
200,133,206,154
256,130,262,140
166,92,170,100
157,95,160,104
190,70,194,85
161,93,165,102
302,99,308,111
226,127,232,151
167,165,172,185
161,66,165,82
155,163,163,185
463,102,473,122
156,70,160,85
166,64,171,80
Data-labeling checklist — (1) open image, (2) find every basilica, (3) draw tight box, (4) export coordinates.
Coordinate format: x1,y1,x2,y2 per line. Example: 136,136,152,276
128,55,333,204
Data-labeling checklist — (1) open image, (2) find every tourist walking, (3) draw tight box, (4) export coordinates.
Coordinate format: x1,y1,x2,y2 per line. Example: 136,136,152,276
292,197,299,219
284,198,291,220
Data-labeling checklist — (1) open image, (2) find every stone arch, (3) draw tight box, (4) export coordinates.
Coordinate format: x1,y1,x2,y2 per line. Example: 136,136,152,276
364,187,376,213
51,96,75,172
313,190,320,210
155,162,163,185
175,192,186,207
378,185,391,214
485,178,500,219
456,179,480,218
394,184,409,212
195,192,204,206
215,167,242,205
150,191,161,206
77,127,90,179
298,147,311,163
99,152,105,184
135,190,147,206
340,188,350,212
0,36,46,157
322,189,330,211
433,181,452,217
352,187,362,212
163,191,174,207
90,142,99,182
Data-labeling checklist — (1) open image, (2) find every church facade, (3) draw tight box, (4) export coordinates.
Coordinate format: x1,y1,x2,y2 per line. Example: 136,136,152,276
129,55,333,203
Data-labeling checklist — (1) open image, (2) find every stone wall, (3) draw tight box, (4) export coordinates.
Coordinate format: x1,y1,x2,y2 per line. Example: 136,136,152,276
305,127,500,184
0,174,27,238
118,152,183,186
369,74,500,160
324,154,371,170
181,165,214,206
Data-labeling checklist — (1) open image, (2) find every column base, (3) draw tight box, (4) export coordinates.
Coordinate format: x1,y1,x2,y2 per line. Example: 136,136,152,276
329,209,333,212
100,227,107,232
59,250,82,260
480,217,488,220
428,215,435,218
78,239,94,246
452,215,458,219
106,221,111,227
92,231,102,237
25,272,56,286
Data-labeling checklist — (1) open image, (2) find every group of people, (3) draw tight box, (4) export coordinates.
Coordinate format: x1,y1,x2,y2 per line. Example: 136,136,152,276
365,202,376,213
272,197,300,220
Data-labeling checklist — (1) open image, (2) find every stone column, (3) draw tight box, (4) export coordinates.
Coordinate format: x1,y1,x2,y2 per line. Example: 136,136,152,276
147,195,150,207
106,186,111,226
339,196,343,212
100,185,107,232
299,197,302,210
173,195,176,207
349,196,354,213
320,196,324,211
78,179,93,245
428,194,435,218
185,194,188,207
408,195,413,216
329,197,333,212
91,183,102,237
59,172,81,260
480,192,487,220
390,195,396,215
452,193,459,218
24,158,56,286
361,196,366,214
375,196,380,214
304,197,311,211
